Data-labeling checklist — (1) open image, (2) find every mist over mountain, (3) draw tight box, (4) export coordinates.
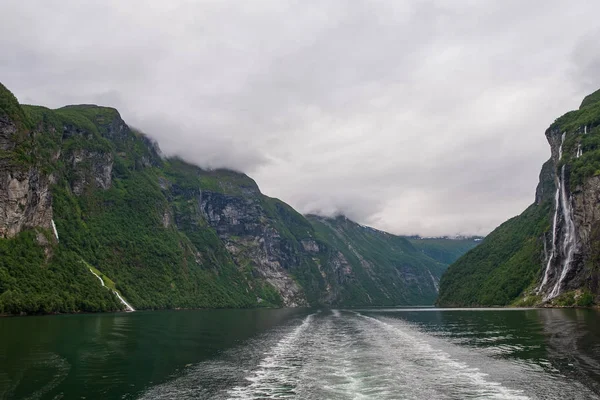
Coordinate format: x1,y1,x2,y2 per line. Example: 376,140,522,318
0,83,476,314
3,1,600,236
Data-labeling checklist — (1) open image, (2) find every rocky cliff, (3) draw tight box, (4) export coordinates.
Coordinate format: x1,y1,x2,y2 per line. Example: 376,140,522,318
438,88,600,307
0,82,473,314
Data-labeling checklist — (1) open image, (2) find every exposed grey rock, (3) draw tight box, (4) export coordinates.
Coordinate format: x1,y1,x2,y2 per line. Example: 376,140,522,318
0,168,53,238
200,190,308,307
68,149,113,195
162,208,172,228
535,158,556,205
301,239,319,253
0,113,17,152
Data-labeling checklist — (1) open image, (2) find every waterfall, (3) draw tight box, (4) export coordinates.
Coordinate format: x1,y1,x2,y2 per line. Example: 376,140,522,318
559,132,565,159
89,268,105,287
51,219,59,241
548,164,577,298
538,133,566,295
538,182,560,293
584,125,587,135
88,268,135,312
577,144,582,158
427,269,439,292
113,291,135,312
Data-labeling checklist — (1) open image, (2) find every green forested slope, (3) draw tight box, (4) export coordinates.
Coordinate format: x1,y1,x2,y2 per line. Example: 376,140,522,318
308,216,446,305
437,86,600,307
436,204,551,306
0,82,475,314
407,237,481,265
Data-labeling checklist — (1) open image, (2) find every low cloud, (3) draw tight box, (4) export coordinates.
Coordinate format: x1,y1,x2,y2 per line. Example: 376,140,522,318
2,0,600,235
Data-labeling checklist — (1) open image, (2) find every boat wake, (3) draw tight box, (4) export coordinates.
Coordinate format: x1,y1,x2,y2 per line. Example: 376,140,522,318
138,311,597,399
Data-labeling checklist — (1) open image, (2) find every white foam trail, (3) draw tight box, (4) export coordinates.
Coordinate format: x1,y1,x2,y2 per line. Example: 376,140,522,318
88,268,135,311
227,314,314,398
332,309,341,317
139,312,596,399
357,314,530,400
51,219,59,241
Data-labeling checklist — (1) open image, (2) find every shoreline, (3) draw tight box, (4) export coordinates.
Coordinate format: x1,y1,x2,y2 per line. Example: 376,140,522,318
2,303,599,318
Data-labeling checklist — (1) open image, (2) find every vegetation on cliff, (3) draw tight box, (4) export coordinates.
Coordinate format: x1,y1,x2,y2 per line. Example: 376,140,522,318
0,83,475,315
437,204,551,306
438,88,600,307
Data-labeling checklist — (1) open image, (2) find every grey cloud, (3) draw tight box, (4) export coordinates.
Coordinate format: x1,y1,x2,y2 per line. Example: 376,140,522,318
1,0,600,236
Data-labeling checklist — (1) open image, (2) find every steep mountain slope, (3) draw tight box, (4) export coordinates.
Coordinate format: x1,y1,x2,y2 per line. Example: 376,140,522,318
0,82,472,314
406,236,481,265
438,88,600,307
308,216,446,305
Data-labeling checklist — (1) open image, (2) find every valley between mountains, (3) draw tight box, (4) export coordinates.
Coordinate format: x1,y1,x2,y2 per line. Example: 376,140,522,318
3,80,600,315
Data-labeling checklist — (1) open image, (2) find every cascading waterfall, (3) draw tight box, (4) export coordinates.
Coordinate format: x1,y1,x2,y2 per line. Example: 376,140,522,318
548,164,577,299
89,269,105,287
89,268,135,312
538,180,560,293
538,133,565,294
576,144,582,158
51,219,59,241
113,291,135,312
538,131,578,300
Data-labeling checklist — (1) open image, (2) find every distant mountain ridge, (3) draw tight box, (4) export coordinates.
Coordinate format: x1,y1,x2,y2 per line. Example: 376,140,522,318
0,82,476,314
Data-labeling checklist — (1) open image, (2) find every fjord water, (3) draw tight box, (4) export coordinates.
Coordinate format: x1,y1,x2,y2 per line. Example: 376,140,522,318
1,309,600,399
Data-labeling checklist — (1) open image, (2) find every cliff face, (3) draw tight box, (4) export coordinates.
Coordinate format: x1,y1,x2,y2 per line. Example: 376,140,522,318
537,92,600,304
0,82,472,314
0,93,53,240
197,179,310,307
438,88,600,307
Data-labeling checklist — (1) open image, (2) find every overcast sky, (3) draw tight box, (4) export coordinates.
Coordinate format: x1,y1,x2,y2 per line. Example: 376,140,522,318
2,0,600,236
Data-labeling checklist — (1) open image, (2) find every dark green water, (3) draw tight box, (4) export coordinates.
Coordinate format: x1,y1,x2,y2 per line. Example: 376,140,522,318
1,307,599,399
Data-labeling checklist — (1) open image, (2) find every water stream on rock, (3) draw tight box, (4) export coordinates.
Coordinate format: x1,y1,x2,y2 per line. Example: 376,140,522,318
89,268,135,312
539,132,578,300
539,133,565,295
51,219,59,241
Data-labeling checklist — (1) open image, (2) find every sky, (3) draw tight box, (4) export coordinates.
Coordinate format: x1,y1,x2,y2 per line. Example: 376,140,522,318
2,0,600,236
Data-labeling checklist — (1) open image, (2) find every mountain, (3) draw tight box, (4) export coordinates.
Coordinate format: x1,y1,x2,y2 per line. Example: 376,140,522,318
406,236,482,265
0,82,474,315
438,88,600,307
307,216,449,305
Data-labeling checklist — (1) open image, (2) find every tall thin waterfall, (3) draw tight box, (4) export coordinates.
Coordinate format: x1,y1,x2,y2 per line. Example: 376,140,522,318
538,181,560,292
538,132,578,300
89,268,135,312
577,144,582,158
538,133,565,293
549,164,577,298
51,219,59,241
113,291,135,312
89,268,105,286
